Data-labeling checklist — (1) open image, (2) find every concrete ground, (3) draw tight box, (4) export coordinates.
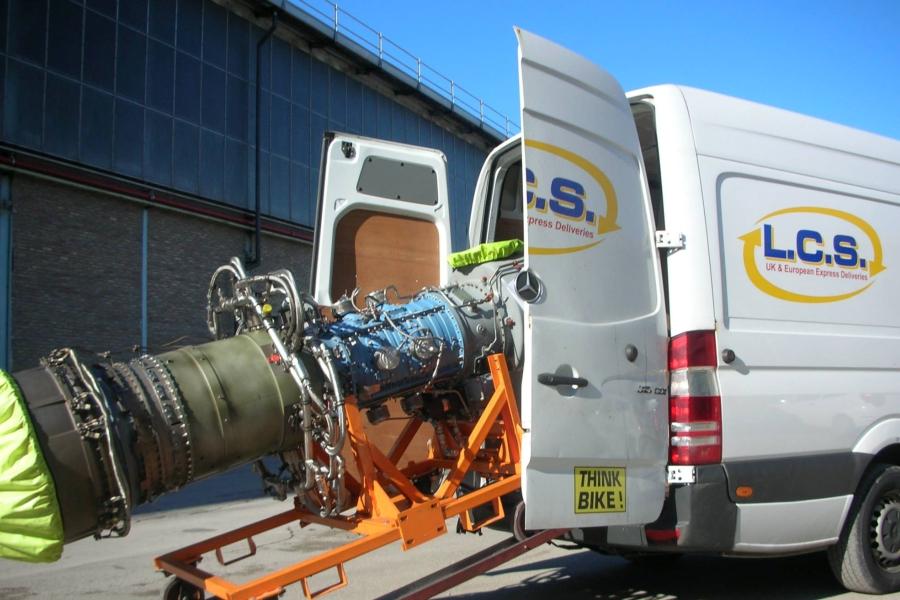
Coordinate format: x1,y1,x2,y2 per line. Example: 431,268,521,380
1,467,898,599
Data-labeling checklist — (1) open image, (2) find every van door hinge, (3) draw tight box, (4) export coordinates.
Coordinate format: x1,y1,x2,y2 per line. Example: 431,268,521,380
655,231,686,253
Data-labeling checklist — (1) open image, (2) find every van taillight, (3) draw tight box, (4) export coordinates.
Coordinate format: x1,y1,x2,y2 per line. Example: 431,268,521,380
668,330,717,369
668,331,722,465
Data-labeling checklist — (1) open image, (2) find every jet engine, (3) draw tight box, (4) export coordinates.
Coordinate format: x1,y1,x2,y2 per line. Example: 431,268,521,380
0,255,524,561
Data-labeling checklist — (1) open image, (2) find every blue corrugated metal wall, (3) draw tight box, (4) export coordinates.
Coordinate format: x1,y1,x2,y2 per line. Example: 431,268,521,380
0,0,488,249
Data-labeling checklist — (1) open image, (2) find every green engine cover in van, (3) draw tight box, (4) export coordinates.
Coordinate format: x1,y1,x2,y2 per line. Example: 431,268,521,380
449,239,524,269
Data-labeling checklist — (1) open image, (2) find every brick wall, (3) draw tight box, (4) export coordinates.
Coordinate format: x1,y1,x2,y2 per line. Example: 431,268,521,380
12,175,143,367
146,208,311,350
11,174,311,369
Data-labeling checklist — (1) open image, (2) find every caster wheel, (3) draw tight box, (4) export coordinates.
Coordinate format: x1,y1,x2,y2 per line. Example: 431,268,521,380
163,577,204,600
513,500,533,541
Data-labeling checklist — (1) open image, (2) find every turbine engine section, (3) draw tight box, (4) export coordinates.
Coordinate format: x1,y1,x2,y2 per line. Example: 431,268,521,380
318,289,505,408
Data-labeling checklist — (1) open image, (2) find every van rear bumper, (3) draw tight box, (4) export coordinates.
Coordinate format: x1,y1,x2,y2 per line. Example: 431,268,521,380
571,464,737,552
573,457,862,554
665,464,737,550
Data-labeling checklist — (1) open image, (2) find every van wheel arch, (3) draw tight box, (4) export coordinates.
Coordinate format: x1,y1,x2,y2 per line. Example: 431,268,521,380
844,444,900,511
870,445,900,469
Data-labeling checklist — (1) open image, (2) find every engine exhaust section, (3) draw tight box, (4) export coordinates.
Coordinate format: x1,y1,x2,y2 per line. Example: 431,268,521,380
2,256,524,561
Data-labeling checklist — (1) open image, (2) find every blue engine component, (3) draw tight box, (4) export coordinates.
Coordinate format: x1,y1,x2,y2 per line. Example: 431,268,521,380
318,292,467,405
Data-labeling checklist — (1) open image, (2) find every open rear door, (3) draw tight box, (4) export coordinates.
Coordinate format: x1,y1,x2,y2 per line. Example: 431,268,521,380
517,29,669,529
312,133,451,304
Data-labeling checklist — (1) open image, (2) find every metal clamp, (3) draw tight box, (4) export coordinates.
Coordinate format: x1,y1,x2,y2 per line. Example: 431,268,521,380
45,348,132,538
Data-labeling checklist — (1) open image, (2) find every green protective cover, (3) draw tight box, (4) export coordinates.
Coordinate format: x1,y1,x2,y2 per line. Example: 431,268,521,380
448,239,524,269
0,370,63,562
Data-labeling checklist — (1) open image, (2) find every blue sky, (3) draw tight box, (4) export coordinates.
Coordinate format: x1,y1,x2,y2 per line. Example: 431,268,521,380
307,0,900,140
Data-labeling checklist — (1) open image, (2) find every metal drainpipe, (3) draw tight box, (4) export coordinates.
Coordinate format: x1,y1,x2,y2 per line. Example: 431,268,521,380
140,207,149,353
0,176,11,370
248,11,278,269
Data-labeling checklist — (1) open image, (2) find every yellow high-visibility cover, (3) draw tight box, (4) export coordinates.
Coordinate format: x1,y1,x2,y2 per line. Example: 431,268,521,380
448,239,524,269
0,370,63,562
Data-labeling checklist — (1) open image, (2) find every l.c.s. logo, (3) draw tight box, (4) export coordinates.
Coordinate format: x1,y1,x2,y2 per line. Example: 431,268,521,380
739,206,886,303
524,139,619,255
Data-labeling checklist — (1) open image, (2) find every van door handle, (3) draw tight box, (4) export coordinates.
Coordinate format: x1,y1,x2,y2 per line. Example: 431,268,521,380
538,373,589,388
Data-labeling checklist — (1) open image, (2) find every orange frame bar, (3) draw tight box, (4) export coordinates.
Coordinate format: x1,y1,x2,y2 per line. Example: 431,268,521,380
154,354,523,600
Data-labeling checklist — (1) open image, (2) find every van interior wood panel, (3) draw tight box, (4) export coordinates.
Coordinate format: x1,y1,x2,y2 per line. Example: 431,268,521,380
495,217,524,242
330,209,440,302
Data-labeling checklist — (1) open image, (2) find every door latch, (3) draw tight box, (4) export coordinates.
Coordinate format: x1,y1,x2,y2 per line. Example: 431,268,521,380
537,373,589,388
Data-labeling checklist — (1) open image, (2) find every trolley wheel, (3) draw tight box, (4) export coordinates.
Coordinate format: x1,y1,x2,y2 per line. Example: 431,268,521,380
513,500,533,541
163,577,204,600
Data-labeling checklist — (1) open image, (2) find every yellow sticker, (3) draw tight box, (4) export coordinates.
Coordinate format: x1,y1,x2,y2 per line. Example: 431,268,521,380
574,466,626,513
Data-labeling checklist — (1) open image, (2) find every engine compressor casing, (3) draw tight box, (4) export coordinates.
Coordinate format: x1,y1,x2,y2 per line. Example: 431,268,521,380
318,282,514,407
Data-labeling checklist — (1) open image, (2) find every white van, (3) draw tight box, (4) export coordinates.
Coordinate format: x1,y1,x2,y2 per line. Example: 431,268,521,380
311,29,900,593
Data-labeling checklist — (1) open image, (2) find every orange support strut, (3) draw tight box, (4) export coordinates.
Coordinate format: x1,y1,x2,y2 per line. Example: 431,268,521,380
154,353,524,599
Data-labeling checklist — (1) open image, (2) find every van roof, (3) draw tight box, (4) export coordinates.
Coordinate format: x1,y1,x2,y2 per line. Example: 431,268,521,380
629,85,900,197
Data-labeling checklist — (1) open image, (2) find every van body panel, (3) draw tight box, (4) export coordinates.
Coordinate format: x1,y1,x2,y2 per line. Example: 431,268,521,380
681,86,900,196
628,86,717,337
695,150,900,465
733,495,852,553
515,29,669,529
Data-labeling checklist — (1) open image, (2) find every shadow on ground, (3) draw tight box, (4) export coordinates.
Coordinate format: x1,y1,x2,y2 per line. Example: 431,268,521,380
133,462,271,514
448,550,848,600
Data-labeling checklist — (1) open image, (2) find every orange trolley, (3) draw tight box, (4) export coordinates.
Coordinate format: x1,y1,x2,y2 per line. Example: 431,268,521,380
155,354,563,599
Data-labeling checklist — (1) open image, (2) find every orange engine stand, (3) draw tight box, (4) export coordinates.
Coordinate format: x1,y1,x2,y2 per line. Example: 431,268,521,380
154,353,524,600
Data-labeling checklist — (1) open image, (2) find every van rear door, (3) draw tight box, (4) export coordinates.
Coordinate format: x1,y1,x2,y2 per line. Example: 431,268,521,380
311,133,452,304
516,29,669,529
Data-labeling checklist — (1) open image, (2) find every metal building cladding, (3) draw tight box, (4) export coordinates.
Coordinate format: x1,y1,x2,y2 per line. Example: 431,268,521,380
0,0,510,370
